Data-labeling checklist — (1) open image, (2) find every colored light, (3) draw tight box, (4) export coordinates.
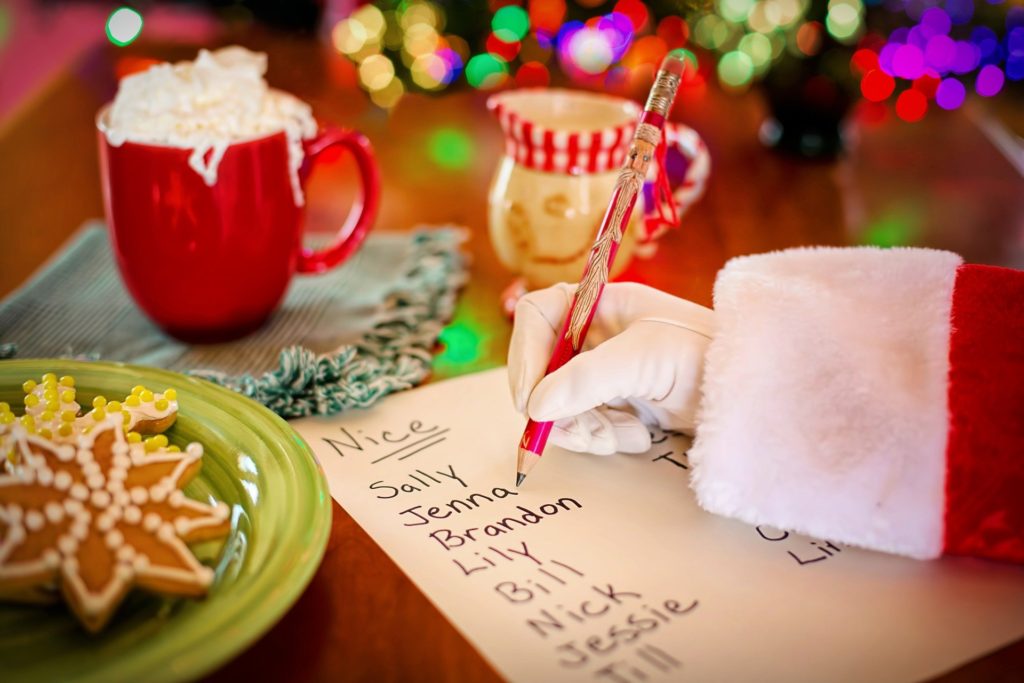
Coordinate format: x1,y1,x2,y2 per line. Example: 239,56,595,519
935,78,966,109
106,7,143,47
333,20,365,55
567,26,615,74
739,32,772,70
895,89,927,122
622,35,668,68
466,53,508,89
493,5,530,43
369,77,404,109
411,53,448,90
435,48,464,84
436,321,485,366
893,44,925,79
1008,55,1024,82
912,74,940,97
428,128,474,170
656,16,689,49
529,0,567,35
975,64,1004,95
952,40,980,73
746,3,776,34
851,48,879,75
718,0,756,24
924,35,956,72
718,51,754,89
862,215,916,247
826,3,862,43
405,23,440,59
694,15,729,50
597,12,635,61
0,5,10,48
796,22,823,57
400,2,441,30
920,7,951,35
860,69,895,101
520,33,552,63
359,54,395,91
352,5,386,40
516,61,551,87
613,0,649,31
486,33,521,61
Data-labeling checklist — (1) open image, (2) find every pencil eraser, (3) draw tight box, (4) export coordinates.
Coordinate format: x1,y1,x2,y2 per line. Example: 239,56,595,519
660,49,689,77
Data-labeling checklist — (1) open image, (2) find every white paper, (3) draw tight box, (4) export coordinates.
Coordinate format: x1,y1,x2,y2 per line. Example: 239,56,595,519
293,369,1024,683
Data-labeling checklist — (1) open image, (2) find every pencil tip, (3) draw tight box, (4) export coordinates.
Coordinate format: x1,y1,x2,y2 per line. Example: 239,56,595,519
516,473,526,487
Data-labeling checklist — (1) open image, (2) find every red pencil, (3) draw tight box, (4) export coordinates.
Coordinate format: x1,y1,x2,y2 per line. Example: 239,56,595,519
515,51,689,487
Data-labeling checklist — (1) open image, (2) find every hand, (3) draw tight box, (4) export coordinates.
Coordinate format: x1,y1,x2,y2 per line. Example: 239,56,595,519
508,282,714,455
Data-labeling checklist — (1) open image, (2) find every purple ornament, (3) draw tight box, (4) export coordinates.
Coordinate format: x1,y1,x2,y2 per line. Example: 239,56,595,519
893,44,926,79
908,25,933,49
879,42,900,75
975,64,1005,96
921,8,952,35
935,78,966,109
925,35,956,72
946,0,975,25
952,41,981,73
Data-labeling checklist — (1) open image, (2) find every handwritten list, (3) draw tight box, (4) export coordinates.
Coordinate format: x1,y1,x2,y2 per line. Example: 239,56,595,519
293,369,1024,682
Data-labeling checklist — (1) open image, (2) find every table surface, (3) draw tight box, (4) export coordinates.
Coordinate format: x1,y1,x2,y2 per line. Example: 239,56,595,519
1,28,1023,683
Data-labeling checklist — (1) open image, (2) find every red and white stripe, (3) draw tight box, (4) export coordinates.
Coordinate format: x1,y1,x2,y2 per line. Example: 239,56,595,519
488,90,641,175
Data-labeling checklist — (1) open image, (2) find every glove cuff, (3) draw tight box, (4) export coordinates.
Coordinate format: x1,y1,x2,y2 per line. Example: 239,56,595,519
690,247,1024,563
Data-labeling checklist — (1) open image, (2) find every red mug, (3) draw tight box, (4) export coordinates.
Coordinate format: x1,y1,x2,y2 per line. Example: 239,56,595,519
97,106,380,342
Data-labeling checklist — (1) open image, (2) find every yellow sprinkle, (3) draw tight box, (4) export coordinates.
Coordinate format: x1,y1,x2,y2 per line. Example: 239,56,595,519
24,394,39,408
168,444,181,453
22,380,37,393
139,390,154,403
92,408,106,422
0,402,8,413
0,413,15,425
40,410,55,422
107,400,122,412
59,375,75,388
131,385,146,396
123,412,132,425
61,410,76,422
155,399,169,411
45,400,60,413
125,395,141,408
92,396,107,409
58,423,73,437
144,438,158,453
127,431,142,444
42,373,57,384
39,428,52,439
43,389,58,402
61,390,76,403
164,389,177,401
151,434,169,448
20,415,36,433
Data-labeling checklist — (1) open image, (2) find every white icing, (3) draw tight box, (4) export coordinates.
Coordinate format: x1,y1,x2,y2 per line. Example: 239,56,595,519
143,513,162,533
100,47,316,206
24,510,44,532
54,471,72,490
75,449,92,466
69,484,89,501
81,462,101,478
44,502,64,524
129,487,149,506
95,513,114,533
124,506,142,525
90,490,112,509
58,534,79,556
36,467,53,486
86,474,105,490
105,530,124,550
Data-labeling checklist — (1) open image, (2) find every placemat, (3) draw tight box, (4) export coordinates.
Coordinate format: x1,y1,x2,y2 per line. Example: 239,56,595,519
0,223,467,417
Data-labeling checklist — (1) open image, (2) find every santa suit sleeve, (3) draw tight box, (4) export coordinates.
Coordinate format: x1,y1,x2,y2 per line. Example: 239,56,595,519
688,247,1024,563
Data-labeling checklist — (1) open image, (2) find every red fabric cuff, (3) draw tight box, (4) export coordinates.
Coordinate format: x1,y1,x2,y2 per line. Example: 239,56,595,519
943,264,1024,562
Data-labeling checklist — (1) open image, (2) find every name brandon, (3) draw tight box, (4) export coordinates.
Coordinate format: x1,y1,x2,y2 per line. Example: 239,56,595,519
416,496,584,550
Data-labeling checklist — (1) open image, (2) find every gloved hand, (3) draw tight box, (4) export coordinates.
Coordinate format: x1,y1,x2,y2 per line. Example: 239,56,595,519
508,282,715,455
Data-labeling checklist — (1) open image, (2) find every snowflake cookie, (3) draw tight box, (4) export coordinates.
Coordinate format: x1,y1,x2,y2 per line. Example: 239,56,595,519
0,402,230,632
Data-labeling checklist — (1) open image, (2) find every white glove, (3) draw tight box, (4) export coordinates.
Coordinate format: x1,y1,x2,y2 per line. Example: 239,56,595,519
508,282,715,455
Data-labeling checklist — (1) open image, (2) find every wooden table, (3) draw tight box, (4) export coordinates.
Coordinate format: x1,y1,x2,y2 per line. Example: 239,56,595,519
1,29,1022,683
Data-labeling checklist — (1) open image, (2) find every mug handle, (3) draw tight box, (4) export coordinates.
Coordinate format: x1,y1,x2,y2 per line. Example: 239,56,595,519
642,122,711,242
296,127,380,274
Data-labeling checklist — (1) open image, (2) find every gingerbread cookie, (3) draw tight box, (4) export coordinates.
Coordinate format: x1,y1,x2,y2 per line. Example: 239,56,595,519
0,379,229,632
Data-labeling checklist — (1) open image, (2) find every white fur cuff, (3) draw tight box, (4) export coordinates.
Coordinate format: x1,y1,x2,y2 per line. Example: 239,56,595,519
689,247,963,559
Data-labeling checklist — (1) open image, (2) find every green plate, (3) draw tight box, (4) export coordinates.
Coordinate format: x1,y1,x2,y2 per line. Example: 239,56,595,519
0,360,331,682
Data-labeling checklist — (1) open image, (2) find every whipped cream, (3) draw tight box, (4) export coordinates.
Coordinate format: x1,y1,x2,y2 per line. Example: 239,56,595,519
101,46,318,206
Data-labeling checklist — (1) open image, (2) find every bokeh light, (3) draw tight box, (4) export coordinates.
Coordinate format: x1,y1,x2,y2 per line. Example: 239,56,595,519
935,77,966,109
428,128,474,170
466,53,508,89
718,50,755,89
106,7,143,47
975,64,1005,95
895,89,927,121
493,5,530,42
359,54,396,91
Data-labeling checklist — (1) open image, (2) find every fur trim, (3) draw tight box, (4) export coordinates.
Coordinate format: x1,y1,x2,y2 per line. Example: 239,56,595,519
689,247,963,559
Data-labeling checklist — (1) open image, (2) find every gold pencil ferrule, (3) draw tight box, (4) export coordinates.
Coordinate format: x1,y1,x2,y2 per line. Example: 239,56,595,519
644,70,682,117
